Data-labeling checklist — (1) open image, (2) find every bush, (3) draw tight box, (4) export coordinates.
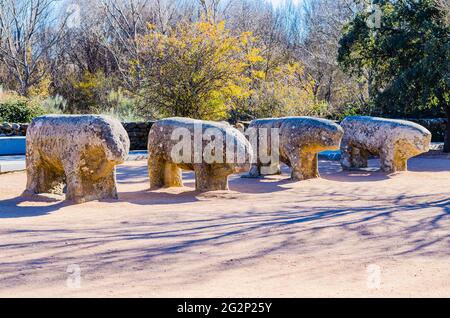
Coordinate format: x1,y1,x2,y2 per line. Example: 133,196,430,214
102,89,145,121
229,63,331,121
0,92,45,123
40,95,67,115
136,20,262,120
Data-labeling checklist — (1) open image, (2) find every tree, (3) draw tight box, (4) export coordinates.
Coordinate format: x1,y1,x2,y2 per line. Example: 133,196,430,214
135,20,263,120
248,62,326,119
0,0,371,122
338,0,450,151
0,0,68,96
299,0,367,117
435,0,450,26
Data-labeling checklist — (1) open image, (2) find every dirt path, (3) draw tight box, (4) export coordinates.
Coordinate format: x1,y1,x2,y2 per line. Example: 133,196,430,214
0,158,449,297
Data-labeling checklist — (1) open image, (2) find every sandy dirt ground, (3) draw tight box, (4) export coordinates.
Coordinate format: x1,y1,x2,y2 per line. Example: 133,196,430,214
0,156,449,297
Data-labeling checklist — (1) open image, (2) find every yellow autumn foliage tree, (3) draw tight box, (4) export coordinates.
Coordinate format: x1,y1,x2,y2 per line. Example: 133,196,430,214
266,63,329,117
135,20,263,120
230,62,328,120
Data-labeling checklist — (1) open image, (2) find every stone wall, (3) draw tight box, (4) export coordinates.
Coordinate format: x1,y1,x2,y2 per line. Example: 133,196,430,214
1,118,447,150
0,123,28,137
122,122,155,150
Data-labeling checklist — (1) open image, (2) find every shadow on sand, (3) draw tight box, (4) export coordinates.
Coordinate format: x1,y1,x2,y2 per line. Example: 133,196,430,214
0,159,422,217
0,195,67,218
0,158,449,289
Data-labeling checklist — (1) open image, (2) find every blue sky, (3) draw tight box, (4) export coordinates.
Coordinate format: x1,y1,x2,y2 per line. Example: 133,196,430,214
270,0,302,7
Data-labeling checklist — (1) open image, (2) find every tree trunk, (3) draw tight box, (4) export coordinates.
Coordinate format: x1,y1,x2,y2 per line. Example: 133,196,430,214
444,106,450,153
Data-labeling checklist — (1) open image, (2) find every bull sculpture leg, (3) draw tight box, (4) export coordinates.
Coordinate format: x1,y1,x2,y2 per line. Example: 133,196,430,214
64,153,119,203
393,156,408,172
299,151,320,180
288,150,320,181
341,141,369,170
64,164,86,203
148,155,183,189
194,164,229,191
286,151,301,181
393,153,408,172
260,162,282,176
247,163,262,178
379,148,405,173
392,143,409,172
245,161,281,178
24,152,65,196
93,169,118,200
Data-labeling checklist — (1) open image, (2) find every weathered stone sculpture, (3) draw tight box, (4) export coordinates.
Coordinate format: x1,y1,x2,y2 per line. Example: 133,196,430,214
148,117,253,191
24,115,130,203
248,117,344,181
340,116,431,173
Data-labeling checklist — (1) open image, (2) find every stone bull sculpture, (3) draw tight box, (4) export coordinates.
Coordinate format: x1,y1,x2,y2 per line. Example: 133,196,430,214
340,116,431,173
148,117,253,191
247,117,344,181
24,115,130,203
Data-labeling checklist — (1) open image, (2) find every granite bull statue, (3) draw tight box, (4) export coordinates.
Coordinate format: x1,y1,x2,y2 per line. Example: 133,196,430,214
340,116,431,173
148,117,253,191
24,115,130,203
247,116,344,181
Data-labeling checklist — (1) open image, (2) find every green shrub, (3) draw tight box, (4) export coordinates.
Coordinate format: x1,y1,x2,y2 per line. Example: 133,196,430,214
40,95,67,115
102,89,145,121
0,94,45,123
